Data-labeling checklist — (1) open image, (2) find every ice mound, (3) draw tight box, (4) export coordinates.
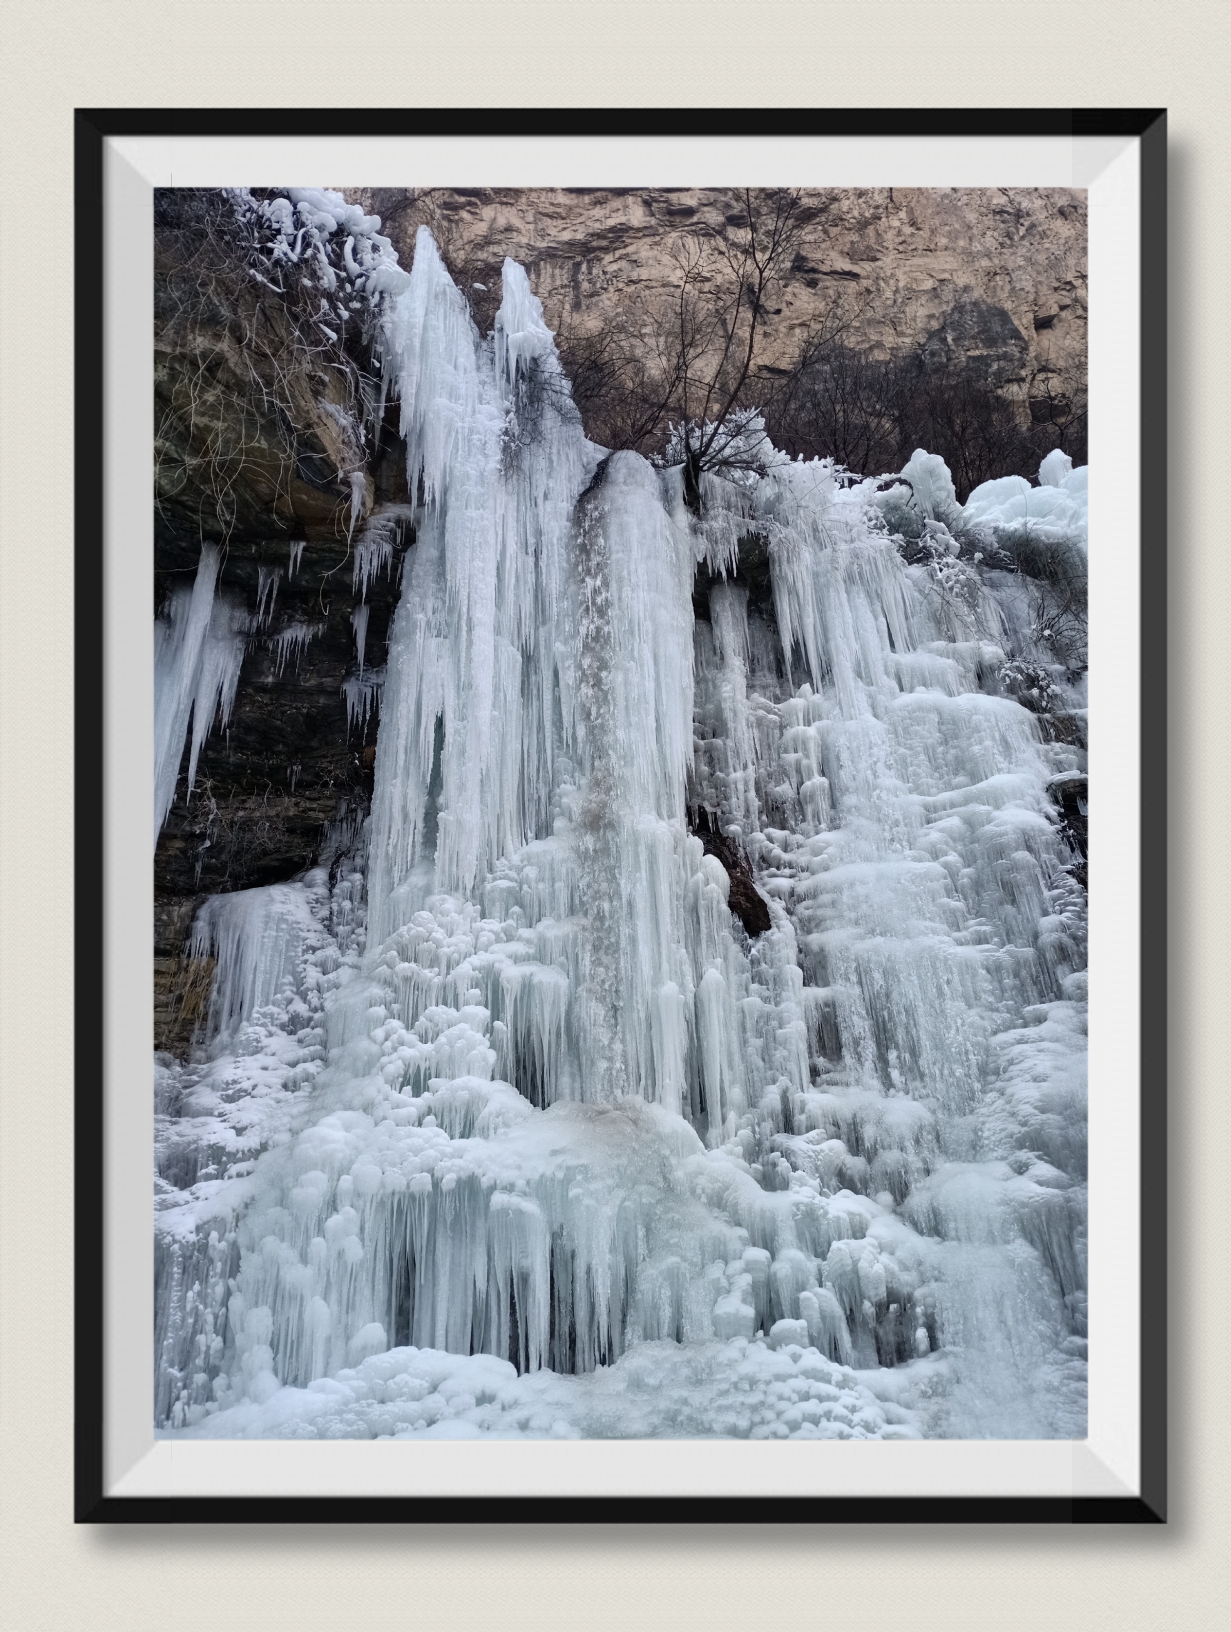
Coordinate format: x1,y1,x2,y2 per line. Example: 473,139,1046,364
169,1336,917,1441
963,455,1088,551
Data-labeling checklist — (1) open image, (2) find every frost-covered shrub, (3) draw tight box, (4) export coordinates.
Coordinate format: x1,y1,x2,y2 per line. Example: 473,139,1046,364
873,450,988,554
154,187,409,546
878,490,924,542
251,190,404,302
997,658,1060,713
659,407,785,486
903,520,984,637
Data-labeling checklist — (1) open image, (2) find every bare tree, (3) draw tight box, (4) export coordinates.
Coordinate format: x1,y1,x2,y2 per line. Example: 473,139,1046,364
768,341,1088,504
552,190,854,513
666,191,808,510
769,344,903,476
554,312,689,456
1026,369,1088,460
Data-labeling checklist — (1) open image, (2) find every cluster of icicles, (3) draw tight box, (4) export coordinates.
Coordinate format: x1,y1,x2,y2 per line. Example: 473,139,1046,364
155,217,1088,1440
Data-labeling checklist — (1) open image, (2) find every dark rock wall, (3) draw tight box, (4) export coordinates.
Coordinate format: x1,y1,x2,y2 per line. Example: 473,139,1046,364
153,191,411,1054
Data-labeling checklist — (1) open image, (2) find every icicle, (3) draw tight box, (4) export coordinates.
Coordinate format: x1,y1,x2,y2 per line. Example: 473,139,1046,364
351,603,370,677
255,566,282,627
341,667,385,737
154,547,250,845
154,544,221,844
272,620,324,676
352,505,414,599
347,471,367,541
186,598,248,795
366,231,597,930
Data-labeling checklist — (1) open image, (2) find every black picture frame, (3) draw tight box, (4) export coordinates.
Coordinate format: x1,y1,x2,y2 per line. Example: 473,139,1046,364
76,106,1167,1524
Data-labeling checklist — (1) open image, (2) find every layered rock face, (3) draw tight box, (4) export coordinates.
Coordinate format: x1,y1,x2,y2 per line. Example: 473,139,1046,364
153,191,411,1051
352,187,1086,424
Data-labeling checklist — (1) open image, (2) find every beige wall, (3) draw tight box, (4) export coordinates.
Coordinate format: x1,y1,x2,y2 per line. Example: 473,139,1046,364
1,3,1227,1628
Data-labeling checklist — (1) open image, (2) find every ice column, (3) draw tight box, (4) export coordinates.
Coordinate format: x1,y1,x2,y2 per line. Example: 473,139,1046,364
367,232,594,935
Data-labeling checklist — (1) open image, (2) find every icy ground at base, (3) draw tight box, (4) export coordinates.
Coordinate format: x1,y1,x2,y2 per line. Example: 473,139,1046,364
155,195,1089,1442
170,1337,922,1442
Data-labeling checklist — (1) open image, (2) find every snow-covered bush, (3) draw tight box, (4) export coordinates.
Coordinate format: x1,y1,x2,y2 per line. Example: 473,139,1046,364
997,657,1061,713
660,408,786,487
155,187,409,547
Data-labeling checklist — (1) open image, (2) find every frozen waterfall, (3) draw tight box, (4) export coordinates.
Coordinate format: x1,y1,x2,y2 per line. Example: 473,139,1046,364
155,221,1088,1442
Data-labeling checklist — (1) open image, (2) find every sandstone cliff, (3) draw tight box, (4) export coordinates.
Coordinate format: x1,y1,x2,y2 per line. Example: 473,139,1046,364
352,187,1086,425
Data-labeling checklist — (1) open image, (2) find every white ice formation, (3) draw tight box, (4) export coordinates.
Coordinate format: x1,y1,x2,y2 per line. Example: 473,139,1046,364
153,548,249,847
155,204,1088,1441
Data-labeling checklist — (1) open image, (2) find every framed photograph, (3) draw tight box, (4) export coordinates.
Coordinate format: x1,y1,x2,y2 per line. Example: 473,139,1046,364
76,108,1166,1522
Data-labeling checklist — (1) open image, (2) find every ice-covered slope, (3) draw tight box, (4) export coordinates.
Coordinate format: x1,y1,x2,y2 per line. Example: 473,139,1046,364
155,209,1088,1442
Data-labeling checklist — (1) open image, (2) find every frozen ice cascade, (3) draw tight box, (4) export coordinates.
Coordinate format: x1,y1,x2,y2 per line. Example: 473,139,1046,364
156,218,1089,1442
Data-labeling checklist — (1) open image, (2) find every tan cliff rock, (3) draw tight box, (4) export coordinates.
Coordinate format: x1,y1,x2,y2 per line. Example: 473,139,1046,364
350,186,1087,423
